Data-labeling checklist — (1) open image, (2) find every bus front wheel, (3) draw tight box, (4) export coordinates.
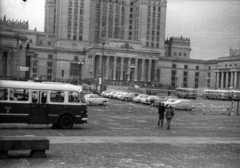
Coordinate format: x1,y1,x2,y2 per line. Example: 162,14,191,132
58,114,74,129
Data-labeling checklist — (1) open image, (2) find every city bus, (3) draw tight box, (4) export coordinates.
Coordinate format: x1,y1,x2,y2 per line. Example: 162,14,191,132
231,90,240,100
175,87,197,99
0,80,88,129
202,89,231,100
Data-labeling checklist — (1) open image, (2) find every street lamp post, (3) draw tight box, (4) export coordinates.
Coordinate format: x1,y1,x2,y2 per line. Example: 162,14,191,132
78,60,84,85
100,41,106,93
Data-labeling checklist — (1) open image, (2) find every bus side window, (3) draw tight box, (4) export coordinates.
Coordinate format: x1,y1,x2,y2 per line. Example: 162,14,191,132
68,92,79,103
10,89,18,101
32,92,38,103
41,92,47,104
50,91,64,103
0,88,8,100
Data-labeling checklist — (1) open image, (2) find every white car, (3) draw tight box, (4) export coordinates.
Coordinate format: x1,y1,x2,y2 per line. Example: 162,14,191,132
116,92,128,99
139,95,150,104
106,91,118,98
101,90,112,97
112,92,123,99
84,94,108,106
133,94,148,103
162,98,192,110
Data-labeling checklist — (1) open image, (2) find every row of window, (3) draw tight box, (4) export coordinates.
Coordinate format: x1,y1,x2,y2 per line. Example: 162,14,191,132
172,64,209,70
174,52,187,57
0,89,80,104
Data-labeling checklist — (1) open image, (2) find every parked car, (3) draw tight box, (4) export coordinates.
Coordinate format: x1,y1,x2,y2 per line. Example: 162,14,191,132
112,91,124,99
133,94,148,103
139,95,150,104
84,94,108,105
153,96,169,106
107,91,118,98
145,95,168,105
119,93,137,101
101,90,112,97
162,98,192,110
116,92,128,99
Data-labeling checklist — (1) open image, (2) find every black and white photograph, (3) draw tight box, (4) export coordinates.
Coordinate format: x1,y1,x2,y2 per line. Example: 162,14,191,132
0,0,240,167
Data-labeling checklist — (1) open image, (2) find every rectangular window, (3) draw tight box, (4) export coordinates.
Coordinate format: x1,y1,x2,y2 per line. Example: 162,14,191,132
10,89,29,101
172,64,176,68
48,41,51,46
70,63,79,76
174,52,176,56
184,53,187,56
179,53,181,56
184,65,188,69
50,91,65,103
0,88,8,100
74,56,78,61
68,91,80,103
48,55,53,59
196,66,199,70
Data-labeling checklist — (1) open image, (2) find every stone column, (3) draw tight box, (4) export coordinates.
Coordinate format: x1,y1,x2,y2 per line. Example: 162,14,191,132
154,59,158,81
234,71,238,88
113,57,117,80
120,57,124,81
220,72,224,88
134,58,138,81
148,59,152,82
92,55,96,78
216,72,219,88
99,55,102,78
230,71,234,88
106,56,110,79
127,58,131,81
141,59,145,82
226,72,229,88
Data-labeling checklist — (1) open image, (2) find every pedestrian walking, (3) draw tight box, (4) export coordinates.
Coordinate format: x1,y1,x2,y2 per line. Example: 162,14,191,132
165,105,175,130
158,103,165,126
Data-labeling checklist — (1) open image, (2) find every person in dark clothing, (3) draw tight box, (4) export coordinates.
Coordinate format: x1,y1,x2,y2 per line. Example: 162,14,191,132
165,105,175,130
168,91,171,97
158,103,166,126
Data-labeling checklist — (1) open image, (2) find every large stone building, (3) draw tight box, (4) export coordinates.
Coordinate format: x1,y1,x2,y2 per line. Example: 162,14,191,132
0,0,239,89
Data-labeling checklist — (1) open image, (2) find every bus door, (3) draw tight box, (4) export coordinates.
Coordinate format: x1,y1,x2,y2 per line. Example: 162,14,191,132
29,91,49,124
38,91,48,123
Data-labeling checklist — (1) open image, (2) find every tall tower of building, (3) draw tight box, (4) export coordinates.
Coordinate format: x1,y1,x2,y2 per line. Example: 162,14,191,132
44,0,167,53
44,0,56,34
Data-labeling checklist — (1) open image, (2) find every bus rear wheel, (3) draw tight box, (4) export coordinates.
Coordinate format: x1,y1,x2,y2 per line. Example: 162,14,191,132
58,114,74,129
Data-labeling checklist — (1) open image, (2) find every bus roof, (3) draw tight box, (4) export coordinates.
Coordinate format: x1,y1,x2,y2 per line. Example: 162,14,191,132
176,87,196,90
203,89,231,93
0,80,82,92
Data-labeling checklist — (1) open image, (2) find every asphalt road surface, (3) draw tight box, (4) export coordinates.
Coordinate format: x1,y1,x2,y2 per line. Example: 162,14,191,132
1,97,240,168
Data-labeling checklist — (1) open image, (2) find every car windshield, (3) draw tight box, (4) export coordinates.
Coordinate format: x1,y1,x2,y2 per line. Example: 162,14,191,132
189,90,196,93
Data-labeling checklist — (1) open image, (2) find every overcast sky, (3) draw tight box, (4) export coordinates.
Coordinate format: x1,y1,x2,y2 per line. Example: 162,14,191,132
0,0,240,60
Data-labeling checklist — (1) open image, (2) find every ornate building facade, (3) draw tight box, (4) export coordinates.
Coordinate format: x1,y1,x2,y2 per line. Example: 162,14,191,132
0,0,239,89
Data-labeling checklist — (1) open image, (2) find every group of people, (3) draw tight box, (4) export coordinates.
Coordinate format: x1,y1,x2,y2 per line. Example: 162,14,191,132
158,103,175,130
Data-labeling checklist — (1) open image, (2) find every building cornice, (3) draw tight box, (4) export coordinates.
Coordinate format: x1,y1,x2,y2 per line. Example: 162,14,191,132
30,46,86,54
